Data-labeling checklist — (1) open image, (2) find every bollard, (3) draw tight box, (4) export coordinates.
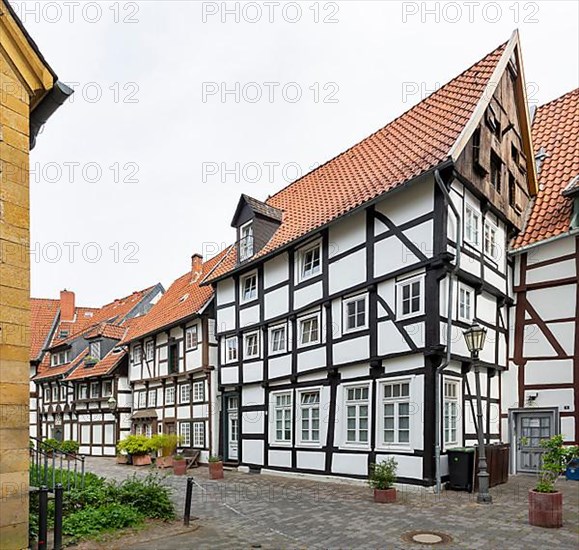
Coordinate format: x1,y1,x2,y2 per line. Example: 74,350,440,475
184,477,194,526
38,486,48,550
54,483,63,550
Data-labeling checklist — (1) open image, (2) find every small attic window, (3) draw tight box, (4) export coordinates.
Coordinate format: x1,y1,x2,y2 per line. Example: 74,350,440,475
58,329,69,339
112,346,123,354
179,293,189,303
486,107,501,141
84,312,93,318
239,221,254,261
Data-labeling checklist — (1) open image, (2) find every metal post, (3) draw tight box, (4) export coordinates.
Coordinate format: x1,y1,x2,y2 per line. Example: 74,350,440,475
184,477,194,526
473,357,492,504
54,483,63,550
38,486,48,550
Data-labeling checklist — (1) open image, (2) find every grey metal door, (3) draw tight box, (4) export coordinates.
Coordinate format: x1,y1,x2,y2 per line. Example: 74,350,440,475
516,412,554,473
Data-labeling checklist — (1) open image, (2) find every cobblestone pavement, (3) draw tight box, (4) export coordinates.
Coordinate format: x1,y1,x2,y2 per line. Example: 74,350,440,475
84,457,579,549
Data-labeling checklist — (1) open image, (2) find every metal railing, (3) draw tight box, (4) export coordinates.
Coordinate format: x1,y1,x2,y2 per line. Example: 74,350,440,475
29,436,86,492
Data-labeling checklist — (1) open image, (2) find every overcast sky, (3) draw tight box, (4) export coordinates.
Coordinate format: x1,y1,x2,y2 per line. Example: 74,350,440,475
17,0,578,306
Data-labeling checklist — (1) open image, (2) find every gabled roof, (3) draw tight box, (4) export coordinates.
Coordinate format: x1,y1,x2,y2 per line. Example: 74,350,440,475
203,32,535,284
65,347,127,381
231,194,284,226
123,251,228,343
513,89,579,249
30,299,60,361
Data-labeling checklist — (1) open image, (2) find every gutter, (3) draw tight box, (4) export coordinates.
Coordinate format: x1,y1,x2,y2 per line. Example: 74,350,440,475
30,80,74,149
433,168,461,495
509,228,579,256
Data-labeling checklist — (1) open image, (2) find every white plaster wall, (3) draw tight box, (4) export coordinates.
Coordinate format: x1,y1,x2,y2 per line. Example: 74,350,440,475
527,285,576,322
269,450,292,468
328,249,366,294
242,385,265,406
217,306,236,333
332,453,367,476
216,279,235,305
264,254,289,288
243,440,264,465
524,359,574,385
269,355,292,379
297,347,326,372
297,451,325,471
264,287,289,320
240,305,259,328
294,281,323,310
333,336,370,365
328,210,366,257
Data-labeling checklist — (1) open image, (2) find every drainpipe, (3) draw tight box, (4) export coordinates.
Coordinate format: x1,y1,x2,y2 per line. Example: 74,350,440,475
434,169,462,494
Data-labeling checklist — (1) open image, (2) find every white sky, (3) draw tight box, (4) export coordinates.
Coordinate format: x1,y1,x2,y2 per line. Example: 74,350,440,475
17,0,578,306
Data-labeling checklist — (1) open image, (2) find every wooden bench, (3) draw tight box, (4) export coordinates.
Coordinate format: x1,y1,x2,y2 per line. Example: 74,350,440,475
182,449,200,469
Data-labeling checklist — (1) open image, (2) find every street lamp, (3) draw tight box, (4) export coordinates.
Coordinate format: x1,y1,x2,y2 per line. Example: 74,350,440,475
463,322,492,504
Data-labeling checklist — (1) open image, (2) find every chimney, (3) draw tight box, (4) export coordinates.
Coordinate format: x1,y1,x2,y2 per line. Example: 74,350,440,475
60,289,75,321
191,253,203,282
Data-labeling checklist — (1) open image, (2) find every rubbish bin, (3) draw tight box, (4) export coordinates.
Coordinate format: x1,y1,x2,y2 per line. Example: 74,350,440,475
447,447,475,492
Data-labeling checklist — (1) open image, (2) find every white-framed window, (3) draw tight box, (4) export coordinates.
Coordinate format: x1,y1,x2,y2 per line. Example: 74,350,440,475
444,380,459,446
145,340,154,361
185,326,198,351
269,324,287,355
133,345,142,364
192,381,205,402
193,422,205,447
299,390,320,445
79,384,88,400
397,275,424,319
60,385,67,401
179,384,190,404
52,385,58,401
179,422,191,446
299,314,320,346
145,424,153,438
465,204,481,246
89,340,101,359
165,386,175,406
90,381,100,399
344,385,369,446
380,380,411,447
484,221,500,260
51,350,71,367
44,387,51,402
299,242,321,281
241,272,258,303
51,354,57,367
244,331,259,359
458,285,474,322
343,294,368,332
102,380,113,397
148,389,157,408
225,337,238,363
273,392,292,444
138,391,146,409
239,221,254,261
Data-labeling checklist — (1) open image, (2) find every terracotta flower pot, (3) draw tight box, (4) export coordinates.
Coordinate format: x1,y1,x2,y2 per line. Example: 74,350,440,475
156,456,173,469
173,460,187,475
528,489,563,528
116,455,129,464
209,461,224,480
131,454,152,466
374,488,396,503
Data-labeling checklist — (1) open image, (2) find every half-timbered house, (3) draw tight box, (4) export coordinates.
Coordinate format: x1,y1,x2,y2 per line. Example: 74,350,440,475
32,285,163,455
504,88,579,473
123,254,223,462
202,32,538,486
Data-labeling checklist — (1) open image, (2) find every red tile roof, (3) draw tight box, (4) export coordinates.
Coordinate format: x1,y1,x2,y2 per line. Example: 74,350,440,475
513,89,579,249
203,39,513,283
66,347,127,381
124,252,228,342
83,322,127,341
30,299,60,361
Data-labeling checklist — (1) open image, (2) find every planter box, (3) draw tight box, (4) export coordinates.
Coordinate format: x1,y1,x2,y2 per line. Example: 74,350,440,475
373,488,396,503
116,455,129,464
132,454,152,466
156,456,174,469
528,489,563,528
173,460,187,475
209,461,224,480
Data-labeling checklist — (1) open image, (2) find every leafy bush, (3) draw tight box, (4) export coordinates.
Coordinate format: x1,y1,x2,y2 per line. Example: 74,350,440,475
112,474,175,520
60,440,80,454
116,435,155,456
62,504,143,541
536,434,567,493
368,458,398,490
41,438,61,452
151,434,181,456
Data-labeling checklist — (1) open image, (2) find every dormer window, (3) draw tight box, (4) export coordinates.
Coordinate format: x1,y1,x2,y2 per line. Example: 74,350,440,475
51,349,71,367
89,341,101,360
239,222,254,261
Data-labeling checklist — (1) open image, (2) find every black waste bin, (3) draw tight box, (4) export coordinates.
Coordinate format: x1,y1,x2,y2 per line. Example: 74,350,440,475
447,447,475,492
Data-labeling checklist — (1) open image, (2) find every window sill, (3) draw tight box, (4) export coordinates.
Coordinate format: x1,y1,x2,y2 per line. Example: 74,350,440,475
339,443,371,451
375,445,414,453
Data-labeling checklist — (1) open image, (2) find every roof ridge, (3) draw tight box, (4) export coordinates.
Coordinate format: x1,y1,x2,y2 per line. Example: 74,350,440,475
264,39,508,205
535,87,579,113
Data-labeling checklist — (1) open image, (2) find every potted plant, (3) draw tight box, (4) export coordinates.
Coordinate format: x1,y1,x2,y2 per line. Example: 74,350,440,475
84,355,98,367
116,435,154,466
564,445,579,481
368,458,398,503
208,455,224,480
60,440,80,457
151,434,180,469
40,438,60,457
173,454,187,475
529,434,566,527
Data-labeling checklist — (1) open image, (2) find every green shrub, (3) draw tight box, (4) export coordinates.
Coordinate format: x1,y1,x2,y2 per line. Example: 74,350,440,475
116,435,155,456
62,503,144,541
41,438,61,452
60,440,80,454
536,434,567,493
368,458,398,490
151,434,181,456
112,474,175,520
